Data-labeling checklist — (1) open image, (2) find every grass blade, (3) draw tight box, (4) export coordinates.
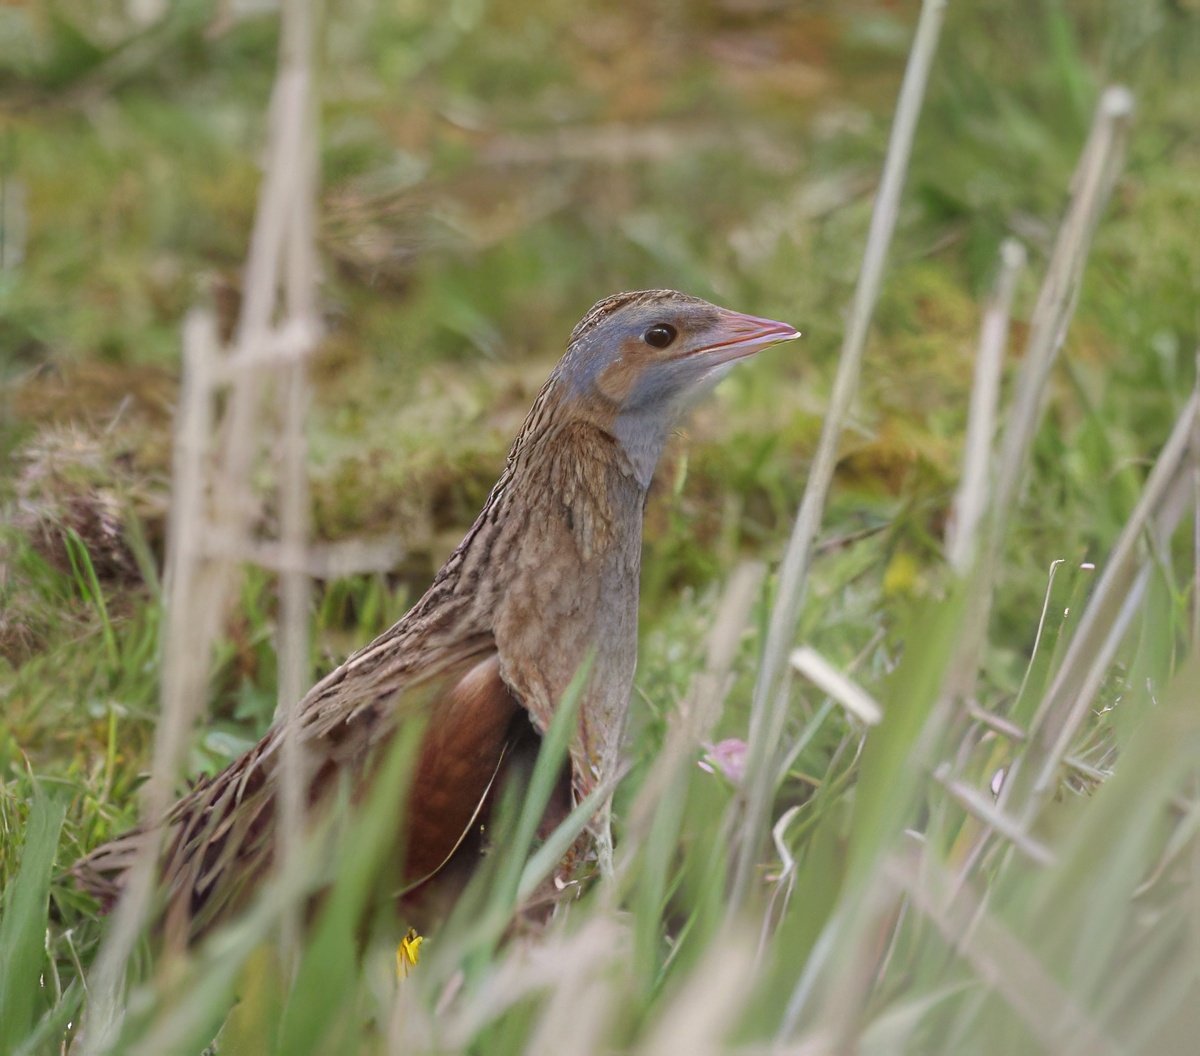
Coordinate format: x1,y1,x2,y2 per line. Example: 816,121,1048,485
0,791,67,1051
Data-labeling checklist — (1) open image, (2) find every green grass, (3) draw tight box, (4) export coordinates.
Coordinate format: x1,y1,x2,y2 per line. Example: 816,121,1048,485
3,0,1200,1052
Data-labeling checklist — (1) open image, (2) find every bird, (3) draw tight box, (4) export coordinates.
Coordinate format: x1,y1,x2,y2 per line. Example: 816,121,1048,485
72,289,800,941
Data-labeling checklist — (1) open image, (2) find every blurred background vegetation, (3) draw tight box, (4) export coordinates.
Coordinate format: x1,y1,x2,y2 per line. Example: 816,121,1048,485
2,0,1200,1050
5,0,1197,768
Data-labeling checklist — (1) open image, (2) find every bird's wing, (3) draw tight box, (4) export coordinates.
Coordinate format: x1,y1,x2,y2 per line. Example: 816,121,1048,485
72,640,522,940
401,652,521,890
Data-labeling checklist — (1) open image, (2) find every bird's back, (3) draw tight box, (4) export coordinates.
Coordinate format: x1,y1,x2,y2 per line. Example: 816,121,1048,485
72,533,518,940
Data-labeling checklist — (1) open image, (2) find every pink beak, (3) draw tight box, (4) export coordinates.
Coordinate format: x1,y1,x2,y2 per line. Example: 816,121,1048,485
689,309,801,365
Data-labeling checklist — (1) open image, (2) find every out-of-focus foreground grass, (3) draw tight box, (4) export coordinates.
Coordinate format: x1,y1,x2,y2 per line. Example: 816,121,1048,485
2,1,1200,1053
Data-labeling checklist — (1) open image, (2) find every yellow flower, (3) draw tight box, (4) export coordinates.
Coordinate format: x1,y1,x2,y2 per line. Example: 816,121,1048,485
883,551,921,598
397,928,424,979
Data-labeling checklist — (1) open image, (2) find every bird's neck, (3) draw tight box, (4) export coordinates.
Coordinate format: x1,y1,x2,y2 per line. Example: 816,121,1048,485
483,410,646,783
608,405,672,490
497,412,648,575
426,390,651,625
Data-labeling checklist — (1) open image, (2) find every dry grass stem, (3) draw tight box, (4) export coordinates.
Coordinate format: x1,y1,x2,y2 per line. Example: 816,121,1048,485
1062,754,1111,784
0,174,27,270
519,928,621,1056
427,918,626,1050
687,562,767,737
200,533,404,577
271,0,320,960
212,318,318,381
989,86,1134,546
1192,348,1200,654
943,89,1133,720
966,702,1027,742
796,866,906,1047
733,0,949,910
884,851,1122,1056
758,804,804,959
78,0,323,1029
931,763,1054,866
946,238,1026,572
780,86,1147,1019
1131,793,1200,898
770,626,884,790
789,646,883,726
1003,391,1197,822
76,309,222,1053
637,927,757,1056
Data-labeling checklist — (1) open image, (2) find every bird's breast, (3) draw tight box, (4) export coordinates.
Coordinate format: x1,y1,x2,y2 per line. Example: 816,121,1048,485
487,455,640,774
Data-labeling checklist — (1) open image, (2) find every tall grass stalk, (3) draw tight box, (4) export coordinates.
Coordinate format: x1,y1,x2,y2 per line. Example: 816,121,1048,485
1001,391,1197,824
733,0,950,912
989,85,1134,547
77,0,324,1041
946,238,1026,573
941,86,1134,720
1193,349,1200,654
74,308,220,1054
270,0,320,966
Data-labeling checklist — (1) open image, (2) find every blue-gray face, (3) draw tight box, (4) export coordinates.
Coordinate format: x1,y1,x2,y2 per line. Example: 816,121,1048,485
550,290,799,486
557,290,799,418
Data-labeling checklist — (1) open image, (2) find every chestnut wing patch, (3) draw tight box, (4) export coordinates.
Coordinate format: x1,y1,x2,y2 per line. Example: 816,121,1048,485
401,653,522,889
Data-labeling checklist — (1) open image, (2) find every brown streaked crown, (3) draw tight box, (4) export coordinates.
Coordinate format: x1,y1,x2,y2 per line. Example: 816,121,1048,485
568,289,712,347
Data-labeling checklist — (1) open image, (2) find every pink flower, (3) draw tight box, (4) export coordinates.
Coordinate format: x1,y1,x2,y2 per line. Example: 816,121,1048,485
699,738,748,784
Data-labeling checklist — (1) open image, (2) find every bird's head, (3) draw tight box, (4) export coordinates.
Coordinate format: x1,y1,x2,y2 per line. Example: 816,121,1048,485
552,289,800,484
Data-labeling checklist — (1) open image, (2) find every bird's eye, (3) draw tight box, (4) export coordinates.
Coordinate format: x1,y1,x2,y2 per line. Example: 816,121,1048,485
643,323,677,349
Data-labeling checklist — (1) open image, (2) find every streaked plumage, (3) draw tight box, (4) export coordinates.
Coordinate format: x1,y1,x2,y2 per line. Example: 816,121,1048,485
72,290,799,939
